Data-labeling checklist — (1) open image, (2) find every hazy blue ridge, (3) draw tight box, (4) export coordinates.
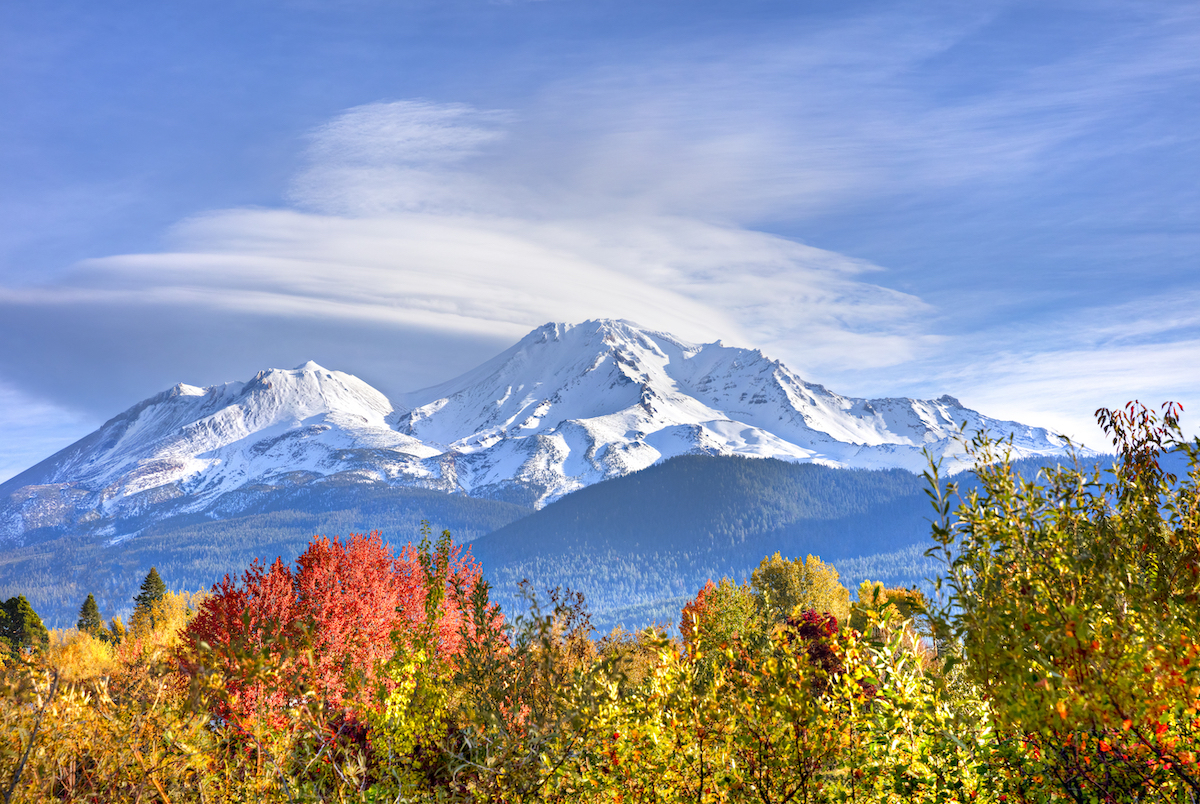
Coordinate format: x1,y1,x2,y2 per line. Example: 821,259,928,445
470,456,931,629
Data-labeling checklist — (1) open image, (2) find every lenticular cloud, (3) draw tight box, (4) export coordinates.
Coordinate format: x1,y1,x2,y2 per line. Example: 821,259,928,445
0,98,935,422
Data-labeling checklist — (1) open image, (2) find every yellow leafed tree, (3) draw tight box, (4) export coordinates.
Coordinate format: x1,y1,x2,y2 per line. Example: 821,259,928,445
750,552,850,623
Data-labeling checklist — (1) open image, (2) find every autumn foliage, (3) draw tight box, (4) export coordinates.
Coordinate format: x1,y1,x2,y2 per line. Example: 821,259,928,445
183,529,483,726
2,402,1199,802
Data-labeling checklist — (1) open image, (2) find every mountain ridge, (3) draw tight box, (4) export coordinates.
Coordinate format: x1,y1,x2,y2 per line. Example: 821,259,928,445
0,318,1077,546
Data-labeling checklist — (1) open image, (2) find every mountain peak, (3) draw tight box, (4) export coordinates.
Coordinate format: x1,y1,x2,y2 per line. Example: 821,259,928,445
294,360,328,373
392,319,1076,507
0,320,1081,545
170,382,206,397
523,318,652,346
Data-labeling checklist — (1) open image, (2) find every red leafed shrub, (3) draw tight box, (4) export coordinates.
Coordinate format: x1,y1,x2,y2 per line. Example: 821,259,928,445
786,609,838,648
182,530,483,727
679,580,716,648
782,610,844,686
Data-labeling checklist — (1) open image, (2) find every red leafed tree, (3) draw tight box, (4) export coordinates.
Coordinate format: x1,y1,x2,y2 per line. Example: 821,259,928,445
183,529,483,726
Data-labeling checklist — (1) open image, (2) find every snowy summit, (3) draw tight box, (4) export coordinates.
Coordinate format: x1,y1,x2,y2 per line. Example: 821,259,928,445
0,320,1072,545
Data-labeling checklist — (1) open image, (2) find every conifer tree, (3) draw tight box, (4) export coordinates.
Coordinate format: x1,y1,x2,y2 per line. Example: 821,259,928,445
133,567,167,612
77,593,103,635
0,595,50,654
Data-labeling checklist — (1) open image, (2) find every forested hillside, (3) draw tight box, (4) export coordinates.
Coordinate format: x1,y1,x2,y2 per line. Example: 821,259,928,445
2,451,1107,630
471,454,1053,629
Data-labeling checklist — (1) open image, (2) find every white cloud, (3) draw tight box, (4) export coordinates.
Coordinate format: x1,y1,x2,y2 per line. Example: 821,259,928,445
0,98,937,395
853,288,1200,447
941,339,1200,449
495,4,1200,229
30,202,934,377
288,100,513,216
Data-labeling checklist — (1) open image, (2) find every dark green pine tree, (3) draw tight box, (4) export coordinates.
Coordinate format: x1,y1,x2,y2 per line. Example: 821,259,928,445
133,567,167,613
0,595,50,654
77,593,103,635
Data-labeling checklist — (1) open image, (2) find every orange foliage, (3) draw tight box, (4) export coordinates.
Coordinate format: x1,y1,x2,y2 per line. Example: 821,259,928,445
679,579,715,648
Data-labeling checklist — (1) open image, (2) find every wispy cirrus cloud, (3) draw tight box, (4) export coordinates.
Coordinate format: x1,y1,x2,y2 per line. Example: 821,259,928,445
289,100,515,216
0,381,95,483
485,3,1200,233
863,288,1200,445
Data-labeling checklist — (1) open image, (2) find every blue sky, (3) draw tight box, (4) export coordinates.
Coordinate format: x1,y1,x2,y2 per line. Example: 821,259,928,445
1,0,1198,480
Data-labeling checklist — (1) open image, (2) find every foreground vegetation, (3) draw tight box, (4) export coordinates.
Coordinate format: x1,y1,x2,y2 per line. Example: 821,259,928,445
0,402,1197,802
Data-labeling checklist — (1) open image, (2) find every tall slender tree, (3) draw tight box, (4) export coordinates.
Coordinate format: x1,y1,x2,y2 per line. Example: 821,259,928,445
133,567,167,612
77,593,103,635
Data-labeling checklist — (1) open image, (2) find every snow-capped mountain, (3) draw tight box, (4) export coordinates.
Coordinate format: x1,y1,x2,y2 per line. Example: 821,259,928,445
395,320,1065,503
0,319,1074,545
0,363,451,545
